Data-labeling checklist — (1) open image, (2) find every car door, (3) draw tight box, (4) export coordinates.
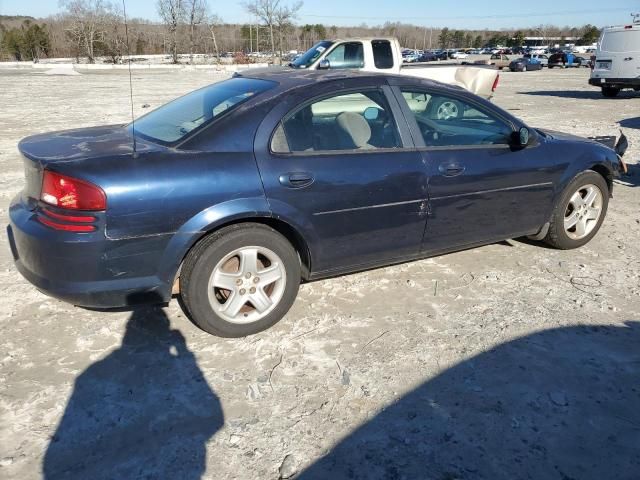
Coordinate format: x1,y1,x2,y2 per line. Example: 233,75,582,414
253,81,428,275
391,84,561,253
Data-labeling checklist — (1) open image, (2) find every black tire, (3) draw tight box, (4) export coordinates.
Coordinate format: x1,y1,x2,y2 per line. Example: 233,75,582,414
544,171,609,250
180,223,301,337
602,87,620,98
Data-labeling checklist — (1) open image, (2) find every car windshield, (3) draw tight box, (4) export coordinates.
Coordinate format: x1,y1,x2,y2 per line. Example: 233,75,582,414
131,77,276,144
290,41,334,68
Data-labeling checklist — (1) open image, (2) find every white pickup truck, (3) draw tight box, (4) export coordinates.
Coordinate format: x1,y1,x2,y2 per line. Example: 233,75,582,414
289,37,500,99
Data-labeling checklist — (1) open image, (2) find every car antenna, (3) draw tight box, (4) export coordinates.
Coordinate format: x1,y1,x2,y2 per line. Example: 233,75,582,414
122,0,138,158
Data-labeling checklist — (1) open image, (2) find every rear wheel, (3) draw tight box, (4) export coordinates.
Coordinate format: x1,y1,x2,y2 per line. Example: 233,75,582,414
180,223,301,337
544,171,609,249
602,86,620,98
522,65,527,72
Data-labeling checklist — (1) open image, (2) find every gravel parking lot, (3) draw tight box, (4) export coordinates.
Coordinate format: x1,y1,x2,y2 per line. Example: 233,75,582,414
0,66,639,479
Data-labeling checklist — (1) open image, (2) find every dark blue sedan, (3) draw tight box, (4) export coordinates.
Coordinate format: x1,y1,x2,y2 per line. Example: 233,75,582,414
8,70,626,337
509,57,543,72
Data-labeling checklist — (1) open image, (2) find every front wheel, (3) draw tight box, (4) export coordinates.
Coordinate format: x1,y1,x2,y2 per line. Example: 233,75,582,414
180,223,301,337
544,171,609,249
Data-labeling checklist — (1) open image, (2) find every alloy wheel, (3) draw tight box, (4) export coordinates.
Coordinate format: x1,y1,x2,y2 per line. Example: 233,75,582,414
563,184,603,240
436,101,459,120
208,246,287,324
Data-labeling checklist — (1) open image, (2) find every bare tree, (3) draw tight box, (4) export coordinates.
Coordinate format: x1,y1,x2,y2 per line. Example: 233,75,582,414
60,0,115,63
244,0,302,61
184,0,207,63
157,0,184,63
207,14,222,62
274,1,301,59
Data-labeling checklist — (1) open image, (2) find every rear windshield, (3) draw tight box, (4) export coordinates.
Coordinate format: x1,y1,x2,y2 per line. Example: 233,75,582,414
132,77,276,144
600,29,640,53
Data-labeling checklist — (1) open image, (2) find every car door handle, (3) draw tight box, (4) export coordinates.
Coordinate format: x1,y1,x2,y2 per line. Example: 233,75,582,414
623,57,633,61
279,172,314,188
438,163,465,177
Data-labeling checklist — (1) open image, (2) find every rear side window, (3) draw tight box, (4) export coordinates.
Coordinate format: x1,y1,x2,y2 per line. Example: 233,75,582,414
272,89,401,153
372,40,394,69
325,42,364,69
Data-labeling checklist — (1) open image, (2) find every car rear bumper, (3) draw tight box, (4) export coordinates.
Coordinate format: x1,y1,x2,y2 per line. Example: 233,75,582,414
8,196,172,308
589,77,640,89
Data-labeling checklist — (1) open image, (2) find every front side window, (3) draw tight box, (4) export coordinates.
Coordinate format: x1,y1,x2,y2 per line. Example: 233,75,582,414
132,77,275,144
325,42,365,69
400,89,513,147
272,90,401,153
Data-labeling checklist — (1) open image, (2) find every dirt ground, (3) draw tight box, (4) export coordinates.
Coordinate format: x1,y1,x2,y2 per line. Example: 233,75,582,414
0,67,639,480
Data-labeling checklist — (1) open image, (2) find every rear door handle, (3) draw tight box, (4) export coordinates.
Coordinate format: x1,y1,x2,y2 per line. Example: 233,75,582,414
279,172,314,188
438,163,465,177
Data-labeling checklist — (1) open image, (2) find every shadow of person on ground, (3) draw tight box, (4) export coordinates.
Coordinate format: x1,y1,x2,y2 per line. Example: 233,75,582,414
300,321,640,480
43,307,222,480
519,90,640,100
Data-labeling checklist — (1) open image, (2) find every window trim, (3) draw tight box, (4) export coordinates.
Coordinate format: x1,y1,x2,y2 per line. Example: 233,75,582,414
269,86,410,156
390,85,519,150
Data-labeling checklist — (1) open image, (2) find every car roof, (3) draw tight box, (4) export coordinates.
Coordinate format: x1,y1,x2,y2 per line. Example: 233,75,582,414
233,67,464,95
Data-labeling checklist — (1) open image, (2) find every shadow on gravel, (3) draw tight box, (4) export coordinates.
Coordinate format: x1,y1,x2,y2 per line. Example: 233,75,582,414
519,90,640,100
300,321,640,480
43,307,222,480
619,117,640,130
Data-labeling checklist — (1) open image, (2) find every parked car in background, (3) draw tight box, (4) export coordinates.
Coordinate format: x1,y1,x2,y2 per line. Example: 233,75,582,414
589,20,640,97
575,56,592,68
289,38,500,99
417,51,438,62
509,57,543,72
548,52,581,68
475,54,511,69
402,52,421,63
451,51,469,59
8,69,627,337
524,54,549,67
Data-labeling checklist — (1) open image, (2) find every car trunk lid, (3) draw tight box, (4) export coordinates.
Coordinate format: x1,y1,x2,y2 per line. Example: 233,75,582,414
18,125,155,207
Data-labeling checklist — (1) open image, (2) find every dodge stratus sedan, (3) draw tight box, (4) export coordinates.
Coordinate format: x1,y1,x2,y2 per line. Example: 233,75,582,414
8,69,626,337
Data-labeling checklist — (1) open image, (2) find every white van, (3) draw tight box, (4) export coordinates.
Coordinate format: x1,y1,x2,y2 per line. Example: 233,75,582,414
589,20,640,97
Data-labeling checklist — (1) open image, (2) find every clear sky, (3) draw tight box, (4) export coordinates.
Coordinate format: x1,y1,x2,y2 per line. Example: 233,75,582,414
0,0,638,29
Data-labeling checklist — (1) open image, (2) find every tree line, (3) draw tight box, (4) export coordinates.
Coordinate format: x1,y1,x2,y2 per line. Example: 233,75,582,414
0,0,603,63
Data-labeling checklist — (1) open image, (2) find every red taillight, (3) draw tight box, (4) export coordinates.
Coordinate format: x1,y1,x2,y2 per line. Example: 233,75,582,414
41,170,106,211
492,73,500,92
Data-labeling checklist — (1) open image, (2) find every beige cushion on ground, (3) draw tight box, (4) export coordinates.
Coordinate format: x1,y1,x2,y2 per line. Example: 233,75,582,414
336,112,374,149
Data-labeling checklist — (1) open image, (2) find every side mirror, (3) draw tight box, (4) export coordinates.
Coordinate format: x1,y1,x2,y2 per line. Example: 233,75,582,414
318,59,330,70
513,126,530,147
